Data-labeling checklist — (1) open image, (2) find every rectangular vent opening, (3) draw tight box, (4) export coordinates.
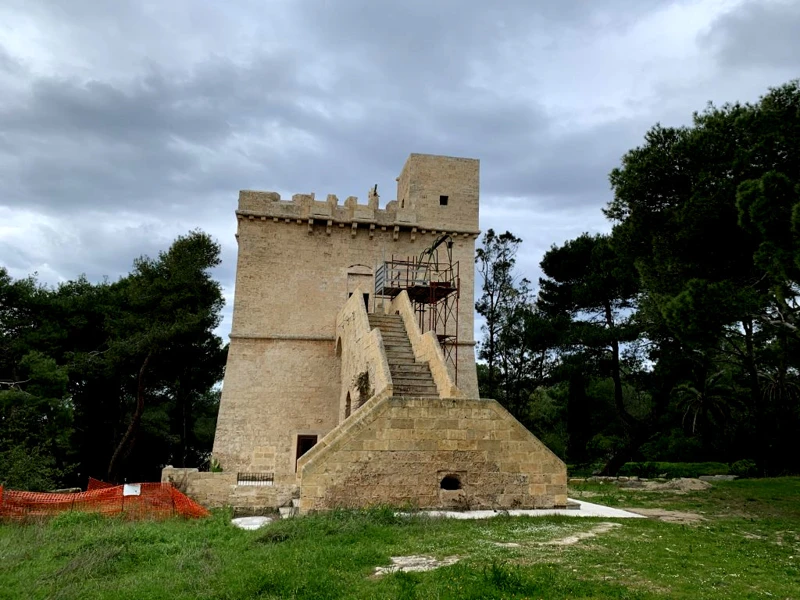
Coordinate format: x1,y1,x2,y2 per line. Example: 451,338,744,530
237,472,274,486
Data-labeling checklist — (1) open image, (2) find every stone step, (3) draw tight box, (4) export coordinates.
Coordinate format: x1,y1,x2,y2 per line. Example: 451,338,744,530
393,371,435,381
392,371,433,380
393,380,436,390
386,353,415,361
394,385,439,396
388,360,428,369
391,371,435,381
389,361,430,369
383,341,413,348
385,349,414,357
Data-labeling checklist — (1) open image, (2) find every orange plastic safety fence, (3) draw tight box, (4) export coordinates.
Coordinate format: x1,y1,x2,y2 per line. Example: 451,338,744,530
0,482,209,521
87,477,115,491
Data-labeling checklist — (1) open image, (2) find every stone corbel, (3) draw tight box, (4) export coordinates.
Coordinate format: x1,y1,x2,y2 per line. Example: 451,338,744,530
351,222,358,237
369,223,375,239
307,218,314,235
326,220,332,235
393,225,400,241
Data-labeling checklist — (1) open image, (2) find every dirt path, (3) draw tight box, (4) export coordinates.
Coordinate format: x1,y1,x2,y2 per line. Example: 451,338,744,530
623,508,706,524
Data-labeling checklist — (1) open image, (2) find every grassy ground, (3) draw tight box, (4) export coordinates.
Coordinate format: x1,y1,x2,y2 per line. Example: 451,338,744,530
1,478,798,599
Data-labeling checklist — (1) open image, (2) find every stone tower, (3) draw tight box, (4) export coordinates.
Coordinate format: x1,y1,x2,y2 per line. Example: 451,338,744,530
164,153,567,513
212,154,481,481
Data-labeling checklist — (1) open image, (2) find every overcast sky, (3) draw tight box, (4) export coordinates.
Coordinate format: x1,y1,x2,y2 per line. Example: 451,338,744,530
1,0,799,341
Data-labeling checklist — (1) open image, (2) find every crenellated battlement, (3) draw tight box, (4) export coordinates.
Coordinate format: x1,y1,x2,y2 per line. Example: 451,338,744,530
236,153,481,235
237,189,418,229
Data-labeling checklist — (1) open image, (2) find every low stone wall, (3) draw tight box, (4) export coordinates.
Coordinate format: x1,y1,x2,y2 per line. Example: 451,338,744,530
161,467,296,512
335,284,393,420
298,396,567,514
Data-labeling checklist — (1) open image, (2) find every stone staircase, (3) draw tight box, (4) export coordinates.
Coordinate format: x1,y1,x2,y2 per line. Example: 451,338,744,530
368,314,440,398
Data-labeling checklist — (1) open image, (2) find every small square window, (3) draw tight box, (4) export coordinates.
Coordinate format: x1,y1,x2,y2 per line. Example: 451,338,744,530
439,195,449,206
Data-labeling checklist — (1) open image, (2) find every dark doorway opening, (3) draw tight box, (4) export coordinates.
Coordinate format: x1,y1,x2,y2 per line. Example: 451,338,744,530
440,475,462,490
296,435,318,470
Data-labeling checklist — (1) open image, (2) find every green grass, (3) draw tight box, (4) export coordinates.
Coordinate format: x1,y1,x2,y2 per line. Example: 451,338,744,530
1,479,799,599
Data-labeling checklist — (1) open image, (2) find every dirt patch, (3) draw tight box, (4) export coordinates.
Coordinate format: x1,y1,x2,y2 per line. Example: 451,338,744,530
493,542,522,548
372,555,460,577
619,478,712,493
569,490,603,498
624,508,706,524
540,522,622,546
491,522,622,549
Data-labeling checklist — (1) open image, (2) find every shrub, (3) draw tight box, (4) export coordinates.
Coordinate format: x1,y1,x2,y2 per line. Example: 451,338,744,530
730,459,758,478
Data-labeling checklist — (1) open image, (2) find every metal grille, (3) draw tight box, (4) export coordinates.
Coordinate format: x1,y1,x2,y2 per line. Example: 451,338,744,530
236,472,274,486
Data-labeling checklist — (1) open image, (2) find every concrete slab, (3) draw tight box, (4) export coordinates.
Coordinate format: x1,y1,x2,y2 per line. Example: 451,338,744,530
231,516,274,530
404,498,645,520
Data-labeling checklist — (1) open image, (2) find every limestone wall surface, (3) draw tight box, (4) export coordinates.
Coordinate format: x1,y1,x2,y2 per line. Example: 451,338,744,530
211,337,340,480
298,396,567,514
396,154,479,232
336,286,393,421
228,203,479,346
213,153,481,485
161,467,295,511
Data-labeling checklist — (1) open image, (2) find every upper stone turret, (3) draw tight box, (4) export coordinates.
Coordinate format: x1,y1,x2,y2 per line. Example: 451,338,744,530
235,153,480,235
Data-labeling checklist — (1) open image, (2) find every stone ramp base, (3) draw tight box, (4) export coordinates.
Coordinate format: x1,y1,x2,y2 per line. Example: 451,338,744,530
298,396,567,514
161,468,295,512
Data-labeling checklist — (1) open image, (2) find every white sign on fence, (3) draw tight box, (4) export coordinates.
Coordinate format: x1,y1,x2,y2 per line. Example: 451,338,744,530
122,484,141,497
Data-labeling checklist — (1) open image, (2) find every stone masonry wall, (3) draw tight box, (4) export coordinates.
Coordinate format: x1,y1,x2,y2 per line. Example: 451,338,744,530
212,337,339,481
336,285,393,421
161,467,295,511
213,153,482,485
298,396,567,514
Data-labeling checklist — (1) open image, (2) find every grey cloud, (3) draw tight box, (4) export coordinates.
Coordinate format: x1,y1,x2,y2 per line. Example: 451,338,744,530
702,0,800,69
2,0,791,341
0,0,672,220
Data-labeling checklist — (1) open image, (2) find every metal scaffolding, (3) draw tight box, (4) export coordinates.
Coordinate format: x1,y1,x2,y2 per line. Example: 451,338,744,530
374,235,461,384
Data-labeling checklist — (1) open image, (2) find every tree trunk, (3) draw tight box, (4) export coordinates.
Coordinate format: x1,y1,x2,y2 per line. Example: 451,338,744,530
566,369,591,464
742,317,765,473
107,352,152,482
599,428,651,476
604,300,637,431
